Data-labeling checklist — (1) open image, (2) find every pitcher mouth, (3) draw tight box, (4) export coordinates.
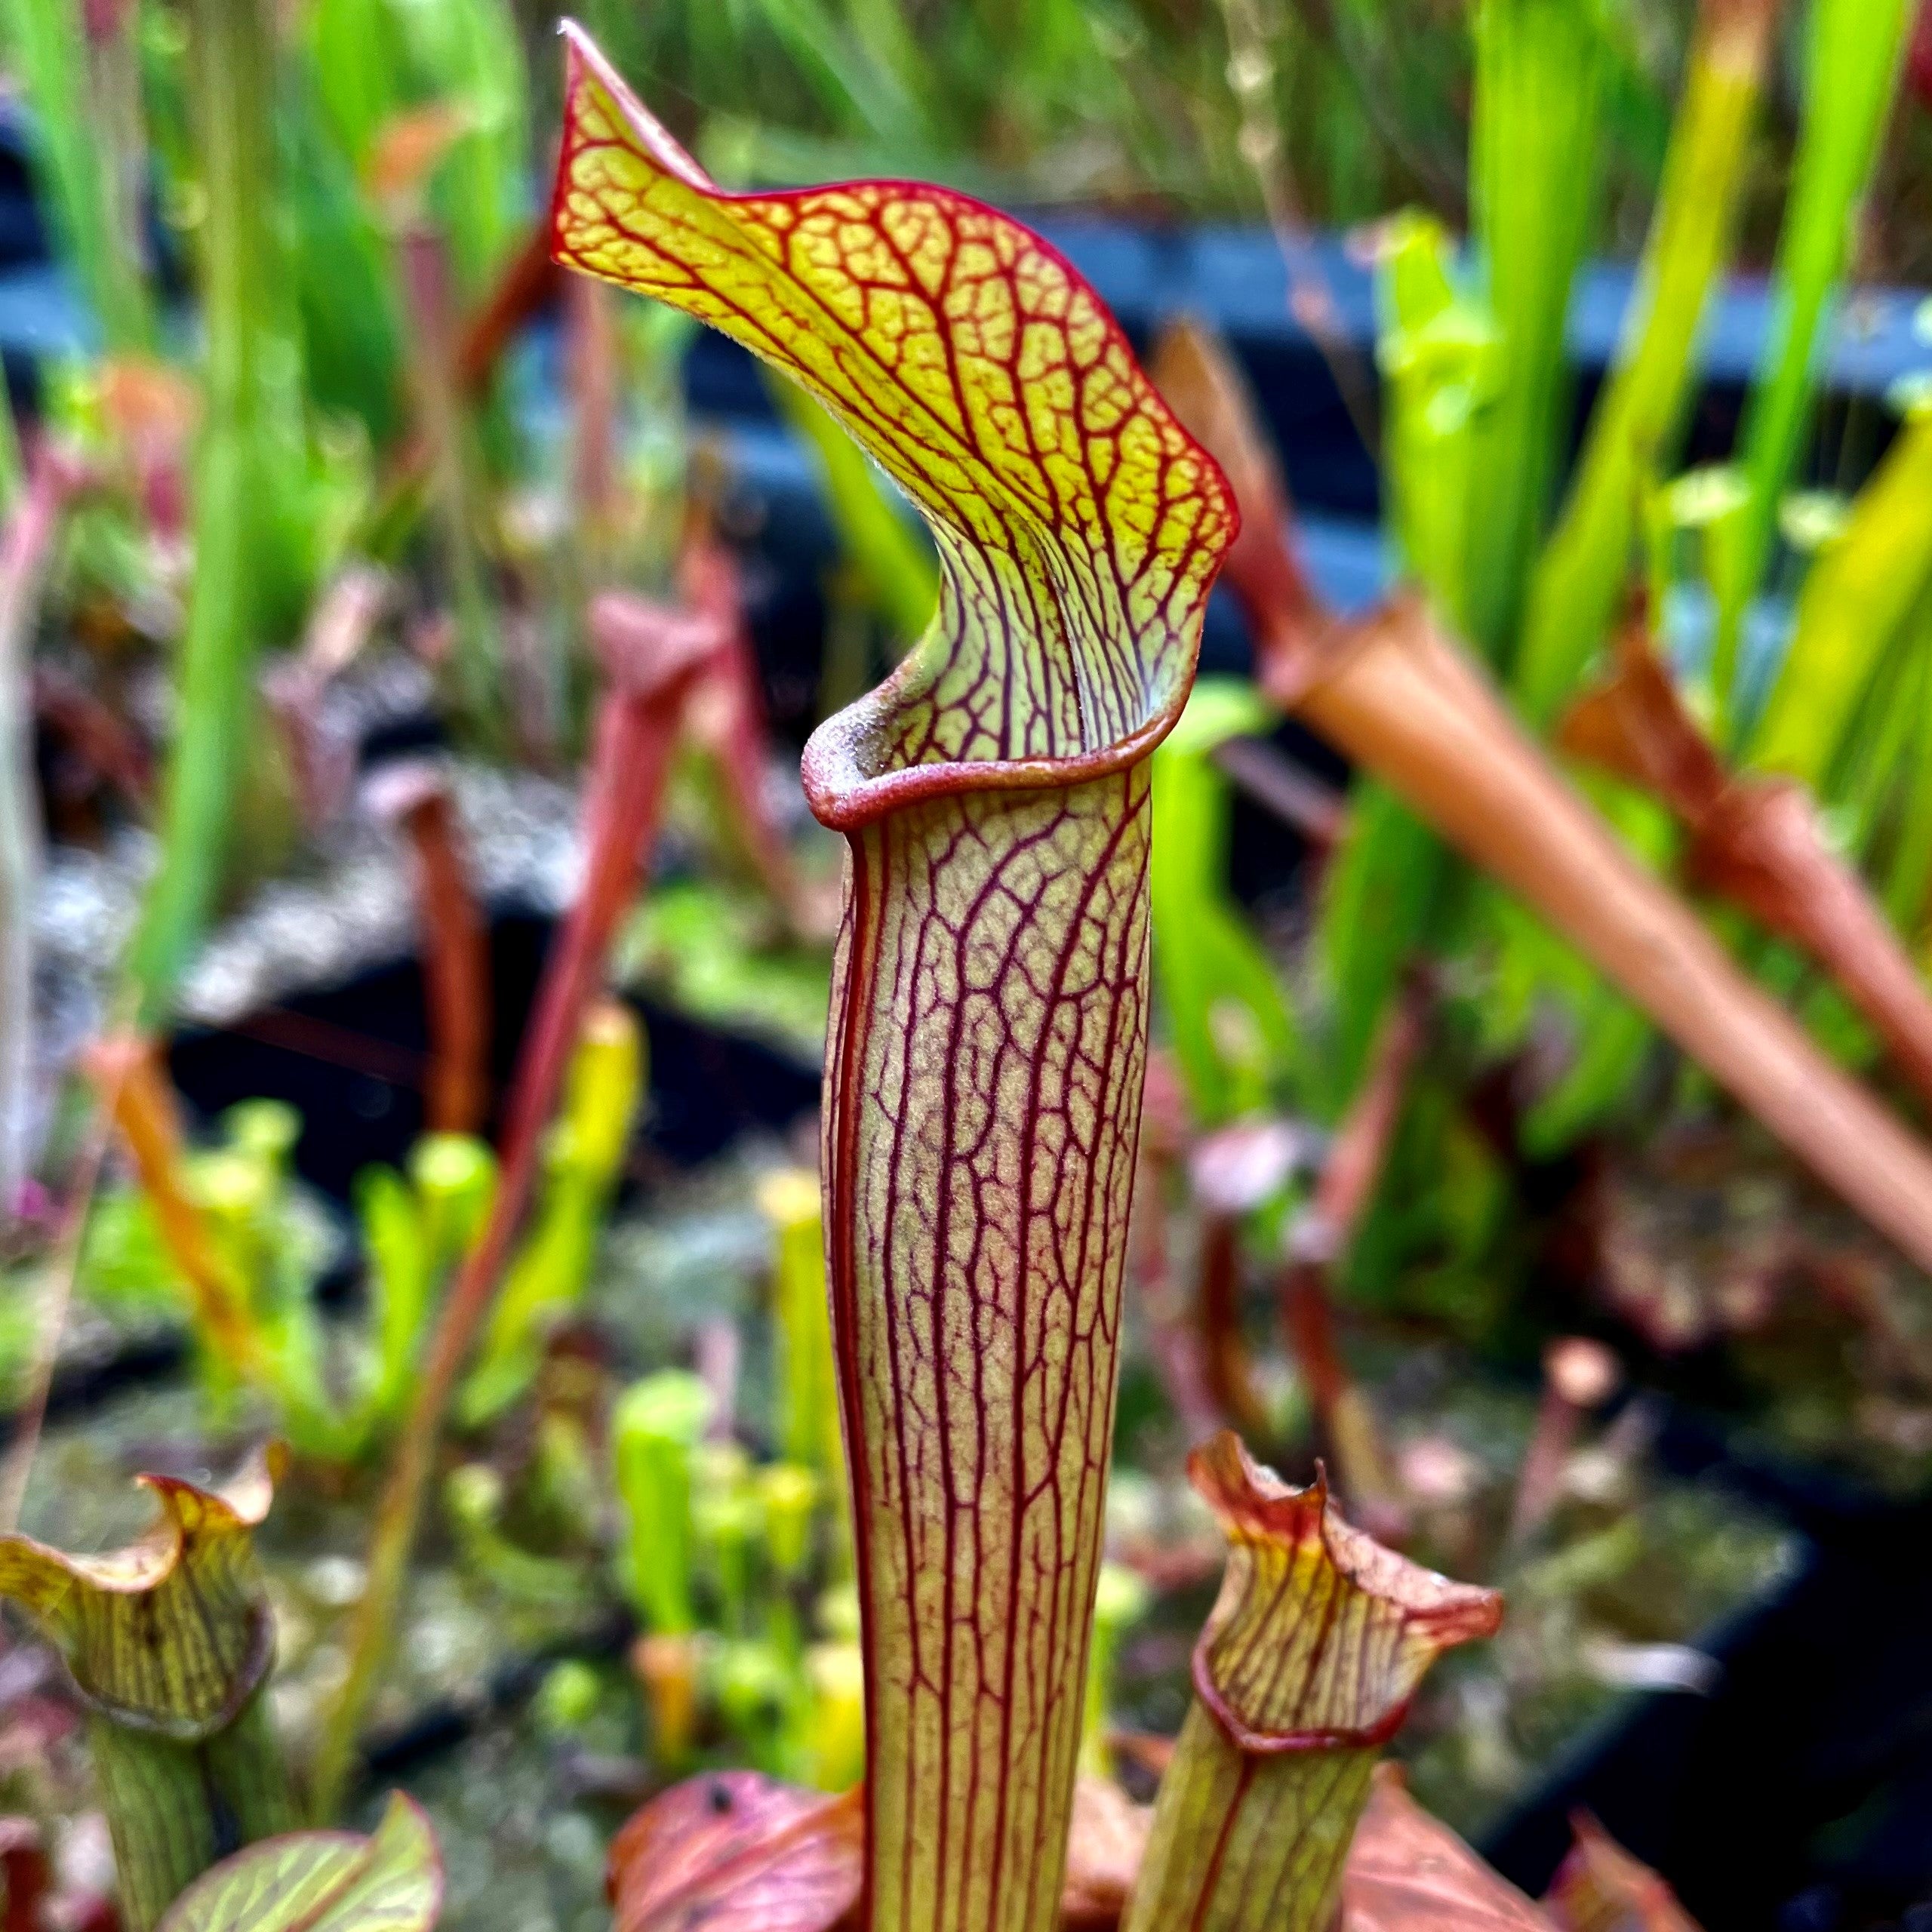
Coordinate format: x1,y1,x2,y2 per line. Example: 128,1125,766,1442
552,17,1238,837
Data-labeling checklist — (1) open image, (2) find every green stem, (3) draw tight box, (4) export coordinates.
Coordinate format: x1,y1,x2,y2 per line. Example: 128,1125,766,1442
1464,0,1606,666
1124,1706,1374,1932
89,1692,295,1932
1713,0,1913,718
4,0,152,350
127,0,285,1020
1515,0,1778,726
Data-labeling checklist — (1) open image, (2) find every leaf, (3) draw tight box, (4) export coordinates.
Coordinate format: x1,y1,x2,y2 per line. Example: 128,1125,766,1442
1122,1436,1501,1932
1342,1768,1553,1932
0,1446,282,1737
1186,1433,1502,1752
1561,624,1932,1113
1060,1777,1152,1932
1543,1814,1701,1932
1515,0,1778,724
608,1774,862,1932
1717,0,1915,700
154,1794,441,1932
1152,678,1301,1123
605,1772,1150,1932
1463,0,1607,660
552,29,1235,1932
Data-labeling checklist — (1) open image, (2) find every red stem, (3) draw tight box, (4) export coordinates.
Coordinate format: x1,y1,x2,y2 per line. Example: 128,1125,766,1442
676,525,801,919
312,598,719,1817
366,765,489,1137
567,276,619,529
1129,1142,1223,1444
1196,1213,1268,1438
411,787,488,1137
1278,980,1428,1527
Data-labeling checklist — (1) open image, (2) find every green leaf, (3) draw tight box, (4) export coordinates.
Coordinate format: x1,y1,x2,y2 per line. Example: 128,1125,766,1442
154,1794,441,1932
1715,0,1915,706
1123,1435,1501,1932
0,1447,281,1737
1464,0,1607,663
1516,0,1777,724
1152,678,1300,1124
1749,404,1932,786
552,32,1235,1932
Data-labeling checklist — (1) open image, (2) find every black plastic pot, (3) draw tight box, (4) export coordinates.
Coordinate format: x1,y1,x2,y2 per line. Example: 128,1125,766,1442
1,907,819,1447
1481,1494,1932,1930
165,907,820,1209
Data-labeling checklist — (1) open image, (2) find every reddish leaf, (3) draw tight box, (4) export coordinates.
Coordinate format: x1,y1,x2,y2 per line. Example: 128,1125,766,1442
1543,1815,1700,1932
1561,623,1932,1115
362,762,488,1137
1555,626,1726,821
1343,1769,1553,1932
608,1774,861,1932
1059,1777,1152,1932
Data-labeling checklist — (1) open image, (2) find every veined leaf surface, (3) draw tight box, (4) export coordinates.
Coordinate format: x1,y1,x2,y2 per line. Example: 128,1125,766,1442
608,1773,862,1932
153,1793,441,1932
0,1445,282,1737
551,31,1235,1932
1124,1436,1501,1932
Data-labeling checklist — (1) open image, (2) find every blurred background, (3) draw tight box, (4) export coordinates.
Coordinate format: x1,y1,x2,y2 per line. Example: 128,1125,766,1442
5,3,1932,1930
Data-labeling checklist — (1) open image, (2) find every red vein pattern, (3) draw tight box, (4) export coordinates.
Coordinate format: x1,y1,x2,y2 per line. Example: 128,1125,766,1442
550,29,1235,1932
1122,1435,1501,1932
1188,1434,1502,1752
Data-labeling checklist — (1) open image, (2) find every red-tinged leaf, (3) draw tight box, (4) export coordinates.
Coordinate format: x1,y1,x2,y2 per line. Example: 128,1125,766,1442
1555,629,1725,820
605,1773,1149,1932
551,30,1235,1932
1122,1435,1501,1932
1060,1777,1152,1932
677,526,811,926
1342,1768,1553,1932
154,1794,441,1932
1684,775,1932,1108
1187,1433,1501,1753
608,1774,862,1932
363,761,488,1137
0,1445,282,1737
0,1817,50,1932
1560,624,1932,1115
1158,310,1932,1281
1543,1816,1701,1932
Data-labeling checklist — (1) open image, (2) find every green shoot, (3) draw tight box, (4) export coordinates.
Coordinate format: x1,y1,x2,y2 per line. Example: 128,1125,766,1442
1715,0,1914,713
1151,678,1301,1124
